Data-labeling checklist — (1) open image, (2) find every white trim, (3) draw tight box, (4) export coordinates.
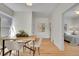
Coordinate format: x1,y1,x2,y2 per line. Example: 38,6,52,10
0,11,13,19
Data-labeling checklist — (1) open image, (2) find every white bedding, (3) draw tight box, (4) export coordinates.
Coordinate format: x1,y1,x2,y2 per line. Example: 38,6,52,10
64,32,79,46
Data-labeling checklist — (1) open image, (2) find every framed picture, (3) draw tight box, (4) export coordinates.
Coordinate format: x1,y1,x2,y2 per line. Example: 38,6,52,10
38,23,45,32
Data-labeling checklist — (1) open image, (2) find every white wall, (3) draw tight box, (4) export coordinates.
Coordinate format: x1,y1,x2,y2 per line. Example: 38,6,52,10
32,16,50,38
13,11,32,35
50,3,75,51
72,17,79,26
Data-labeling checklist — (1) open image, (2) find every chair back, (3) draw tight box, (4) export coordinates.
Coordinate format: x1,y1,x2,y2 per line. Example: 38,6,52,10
5,40,21,50
36,38,42,46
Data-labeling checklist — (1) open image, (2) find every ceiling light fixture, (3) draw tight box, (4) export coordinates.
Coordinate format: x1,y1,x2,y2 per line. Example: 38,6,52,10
27,3,32,6
26,0,32,6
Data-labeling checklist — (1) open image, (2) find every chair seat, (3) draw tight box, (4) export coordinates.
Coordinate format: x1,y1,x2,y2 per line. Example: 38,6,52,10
28,43,40,47
5,41,24,50
27,38,42,48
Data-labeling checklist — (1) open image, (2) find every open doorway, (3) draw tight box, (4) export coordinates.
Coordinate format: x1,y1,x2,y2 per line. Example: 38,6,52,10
63,3,79,55
32,13,50,39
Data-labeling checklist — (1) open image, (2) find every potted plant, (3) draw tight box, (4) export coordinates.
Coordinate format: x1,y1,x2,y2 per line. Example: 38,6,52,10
16,30,29,37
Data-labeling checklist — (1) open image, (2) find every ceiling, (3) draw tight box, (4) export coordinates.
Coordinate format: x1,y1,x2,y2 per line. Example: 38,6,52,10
64,4,79,19
32,3,59,17
3,3,59,17
4,3,32,12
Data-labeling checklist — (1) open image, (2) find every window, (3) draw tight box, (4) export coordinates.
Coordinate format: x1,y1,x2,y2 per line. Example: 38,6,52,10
0,16,16,37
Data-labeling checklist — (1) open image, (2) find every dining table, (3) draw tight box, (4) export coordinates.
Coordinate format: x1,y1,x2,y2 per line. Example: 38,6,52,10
1,36,37,56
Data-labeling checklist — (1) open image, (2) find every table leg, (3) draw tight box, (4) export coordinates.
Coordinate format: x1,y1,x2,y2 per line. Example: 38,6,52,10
33,41,35,56
2,40,5,56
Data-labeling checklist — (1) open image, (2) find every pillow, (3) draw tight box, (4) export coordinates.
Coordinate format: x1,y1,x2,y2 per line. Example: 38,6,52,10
65,32,71,35
74,31,79,35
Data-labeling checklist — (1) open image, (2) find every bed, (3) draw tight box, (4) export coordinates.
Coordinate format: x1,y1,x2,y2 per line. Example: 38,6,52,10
64,32,79,46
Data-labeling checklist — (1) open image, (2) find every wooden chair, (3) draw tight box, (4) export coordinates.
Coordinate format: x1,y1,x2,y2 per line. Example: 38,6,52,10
28,37,42,55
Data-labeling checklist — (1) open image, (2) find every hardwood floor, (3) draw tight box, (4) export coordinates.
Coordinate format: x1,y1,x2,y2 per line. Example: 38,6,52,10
36,39,79,56
3,39,79,56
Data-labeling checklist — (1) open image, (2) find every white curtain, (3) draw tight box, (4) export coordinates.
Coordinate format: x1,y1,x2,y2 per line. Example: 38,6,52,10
9,21,16,38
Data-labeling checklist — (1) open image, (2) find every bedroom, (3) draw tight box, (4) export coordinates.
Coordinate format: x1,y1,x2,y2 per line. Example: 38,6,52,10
64,3,79,46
